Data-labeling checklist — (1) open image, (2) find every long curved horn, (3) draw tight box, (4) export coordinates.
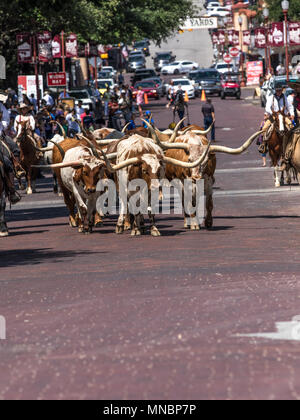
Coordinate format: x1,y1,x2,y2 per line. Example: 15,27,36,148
96,139,122,146
169,118,186,143
80,137,101,159
50,120,66,139
97,146,139,173
48,140,65,159
180,126,193,135
163,142,211,169
32,160,83,169
122,122,130,133
33,145,53,152
142,119,189,151
210,130,263,155
191,122,214,136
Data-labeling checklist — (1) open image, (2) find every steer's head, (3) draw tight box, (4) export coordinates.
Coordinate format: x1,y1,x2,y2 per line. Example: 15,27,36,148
179,133,209,180
73,154,107,195
128,152,165,191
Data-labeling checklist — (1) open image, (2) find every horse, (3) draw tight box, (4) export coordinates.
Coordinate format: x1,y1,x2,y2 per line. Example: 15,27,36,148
15,120,42,194
263,111,294,187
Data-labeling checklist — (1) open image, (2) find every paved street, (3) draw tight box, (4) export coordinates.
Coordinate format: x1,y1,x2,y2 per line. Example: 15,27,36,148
2,90,300,400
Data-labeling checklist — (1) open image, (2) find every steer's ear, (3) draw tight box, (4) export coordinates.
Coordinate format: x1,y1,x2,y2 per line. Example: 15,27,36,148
73,168,83,182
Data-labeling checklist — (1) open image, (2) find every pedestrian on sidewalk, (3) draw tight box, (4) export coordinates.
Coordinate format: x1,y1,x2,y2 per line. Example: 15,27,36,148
201,98,215,141
136,86,144,118
173,90,188,128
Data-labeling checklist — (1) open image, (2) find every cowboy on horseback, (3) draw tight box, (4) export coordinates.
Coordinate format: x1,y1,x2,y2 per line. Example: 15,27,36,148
264,85,295,170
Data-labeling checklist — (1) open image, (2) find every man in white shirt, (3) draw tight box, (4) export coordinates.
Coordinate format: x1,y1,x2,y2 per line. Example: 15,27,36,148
14,104,35,137
42,90,55,107
66,109,81,137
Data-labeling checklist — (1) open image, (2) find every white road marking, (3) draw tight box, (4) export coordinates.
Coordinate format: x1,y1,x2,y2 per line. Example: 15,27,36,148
235,317,300,342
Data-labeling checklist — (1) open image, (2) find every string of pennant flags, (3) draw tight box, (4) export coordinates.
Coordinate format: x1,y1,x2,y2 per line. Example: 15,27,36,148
213,22,300,49
16,31,106,64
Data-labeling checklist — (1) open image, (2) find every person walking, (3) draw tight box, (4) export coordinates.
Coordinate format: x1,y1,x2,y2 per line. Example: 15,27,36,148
136,86,144,118
201,98,215,141
173,90,188,128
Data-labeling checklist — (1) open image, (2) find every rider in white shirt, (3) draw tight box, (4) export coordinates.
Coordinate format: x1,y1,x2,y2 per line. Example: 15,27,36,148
14,103,35,136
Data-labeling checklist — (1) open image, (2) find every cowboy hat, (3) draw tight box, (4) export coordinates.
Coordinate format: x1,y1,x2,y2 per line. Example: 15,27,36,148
18,103,31,110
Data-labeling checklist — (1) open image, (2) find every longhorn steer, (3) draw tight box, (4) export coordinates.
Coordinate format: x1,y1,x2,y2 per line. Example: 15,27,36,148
146,120,263,230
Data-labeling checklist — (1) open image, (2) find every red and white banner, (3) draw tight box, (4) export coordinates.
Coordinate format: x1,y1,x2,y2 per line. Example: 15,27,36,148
255,28,267,48
243,30,251,46
47,72,67,87
247,61,263,86
52,35,62,59
66,33,78,58
18,75,44,100
212,32,219,45
218,30,226,45
289,22,300,46
270,22,284,47
232,31,240,47
37,31,52,62
16,34,32,63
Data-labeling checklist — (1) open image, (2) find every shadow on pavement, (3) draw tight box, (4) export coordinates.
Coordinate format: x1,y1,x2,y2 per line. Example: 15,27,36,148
0,248,106,268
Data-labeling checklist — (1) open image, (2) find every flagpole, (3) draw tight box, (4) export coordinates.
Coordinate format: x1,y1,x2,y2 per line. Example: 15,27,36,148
61,30,66,97
32,35,40,110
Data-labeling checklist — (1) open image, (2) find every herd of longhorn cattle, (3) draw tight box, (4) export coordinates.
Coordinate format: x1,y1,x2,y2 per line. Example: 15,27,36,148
0,118,263,237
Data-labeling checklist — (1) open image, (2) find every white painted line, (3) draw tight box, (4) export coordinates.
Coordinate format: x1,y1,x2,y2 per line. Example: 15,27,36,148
235,317,300,342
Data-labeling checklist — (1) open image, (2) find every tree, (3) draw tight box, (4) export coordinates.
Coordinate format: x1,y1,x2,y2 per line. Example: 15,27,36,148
0,0,198,86
265,0,300,22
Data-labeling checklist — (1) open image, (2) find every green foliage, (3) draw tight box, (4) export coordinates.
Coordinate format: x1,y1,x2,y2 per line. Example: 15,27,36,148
0,0,197,85
265,0,300,21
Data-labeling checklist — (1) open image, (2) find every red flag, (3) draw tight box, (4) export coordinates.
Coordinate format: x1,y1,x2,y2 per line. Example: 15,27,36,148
218,30,225,45
270,22,284,47
52,35,62,58
232,31,240,47
255,28,266,49
289,22,300,46
16,33,32,63
37,31,52,62
66,33,78,58
243,30,251,46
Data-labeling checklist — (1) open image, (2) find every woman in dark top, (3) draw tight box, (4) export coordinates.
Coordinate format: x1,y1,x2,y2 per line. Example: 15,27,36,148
201,99,215,141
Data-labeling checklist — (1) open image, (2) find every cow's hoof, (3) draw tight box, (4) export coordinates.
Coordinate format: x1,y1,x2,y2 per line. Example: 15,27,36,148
131,229,141,236
275,182,281,188
205,218,213,229
124,222,131,231
115,225,124,234
0,224,9,237
69,217,77,228
151,227,161,237
191,221,200,230
78,226,84,233
26,188,33,195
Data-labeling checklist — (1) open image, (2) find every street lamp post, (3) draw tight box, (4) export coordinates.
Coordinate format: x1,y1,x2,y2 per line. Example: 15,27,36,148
238,15,246,87
282,0,290,82
263,8,270,75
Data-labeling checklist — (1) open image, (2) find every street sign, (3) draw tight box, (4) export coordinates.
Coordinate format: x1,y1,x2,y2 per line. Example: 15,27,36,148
229,47,240,58
181,17,218,30
223,54,232,64
47,72,67,87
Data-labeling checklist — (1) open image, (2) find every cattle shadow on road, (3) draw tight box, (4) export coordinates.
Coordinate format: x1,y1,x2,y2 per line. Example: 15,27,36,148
6,206,68,223
0,248,106,268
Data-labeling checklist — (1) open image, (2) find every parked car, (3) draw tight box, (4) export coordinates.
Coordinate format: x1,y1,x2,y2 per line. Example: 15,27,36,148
164,78,196,99
102,66,117,77
127,55,146,72
215,62,234,74
98,70,115,80
132,40,150,56
206,7,231,17
130,69,157,85
204,1,220,8
93,79,116,96
161,60,199,75
142,77,164,97
153,51,176,72
132,80,161,101
220,73,241,100
69,88,97,111
188,69,222,97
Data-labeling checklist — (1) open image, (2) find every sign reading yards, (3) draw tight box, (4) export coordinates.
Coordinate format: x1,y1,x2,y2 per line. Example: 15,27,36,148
181,17,218,30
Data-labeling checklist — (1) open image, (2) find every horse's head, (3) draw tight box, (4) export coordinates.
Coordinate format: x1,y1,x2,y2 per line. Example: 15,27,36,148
16,120,33,142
